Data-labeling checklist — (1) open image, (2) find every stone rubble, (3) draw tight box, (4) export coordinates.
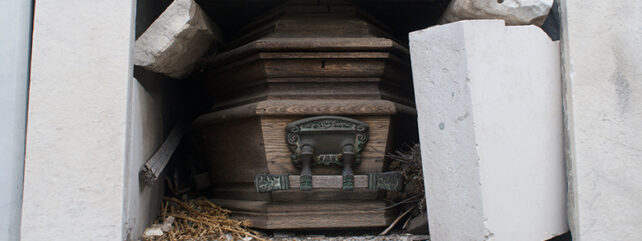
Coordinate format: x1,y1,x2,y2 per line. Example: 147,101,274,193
134,0,222,79
142,216,175,239
405,214,429,235
440,0,553,26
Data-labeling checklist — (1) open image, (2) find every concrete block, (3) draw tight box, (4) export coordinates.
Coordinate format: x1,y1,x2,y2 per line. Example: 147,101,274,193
134,0,221,79
441,0,553,26
409,20,567,241
560,1,642,240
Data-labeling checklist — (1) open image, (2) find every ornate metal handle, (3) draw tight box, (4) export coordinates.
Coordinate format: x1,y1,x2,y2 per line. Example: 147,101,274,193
285,116,369,191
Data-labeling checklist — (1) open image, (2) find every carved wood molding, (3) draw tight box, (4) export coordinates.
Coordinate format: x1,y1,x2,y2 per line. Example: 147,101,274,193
194,100,416,126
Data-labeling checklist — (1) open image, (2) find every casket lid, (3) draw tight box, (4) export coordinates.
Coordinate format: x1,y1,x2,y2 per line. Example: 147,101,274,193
205,0,409,66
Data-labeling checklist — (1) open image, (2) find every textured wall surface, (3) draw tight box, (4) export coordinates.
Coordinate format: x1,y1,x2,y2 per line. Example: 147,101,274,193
410,20,568,241
561,1,642,240
21,1,135,240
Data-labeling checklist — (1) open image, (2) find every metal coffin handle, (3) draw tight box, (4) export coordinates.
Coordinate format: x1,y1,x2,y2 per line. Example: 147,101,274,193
286,115,368,191
254,115,402,193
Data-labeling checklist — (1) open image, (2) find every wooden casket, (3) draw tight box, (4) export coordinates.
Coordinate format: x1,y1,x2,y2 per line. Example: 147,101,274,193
192,0,417,229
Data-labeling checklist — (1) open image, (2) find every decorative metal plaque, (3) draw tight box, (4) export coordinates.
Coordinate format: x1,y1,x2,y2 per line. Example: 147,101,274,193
255,174,290,193
367,172,402,191
254,173,403,193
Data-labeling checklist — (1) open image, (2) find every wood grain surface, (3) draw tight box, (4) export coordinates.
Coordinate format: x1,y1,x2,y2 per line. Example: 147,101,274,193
193,99,416,126
210,198,396,229
261,115,390,175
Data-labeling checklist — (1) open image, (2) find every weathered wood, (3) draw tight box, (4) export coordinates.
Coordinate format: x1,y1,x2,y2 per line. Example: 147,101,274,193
139,118,188,185
211,38,408,67
196,51,414,110
210,199,396,229
193,100,416,126
261,116,390,175
271,188,380,202
197,117,268,184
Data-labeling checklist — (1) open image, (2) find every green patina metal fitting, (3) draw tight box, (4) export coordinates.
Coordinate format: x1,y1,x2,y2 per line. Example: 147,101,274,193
300,175,313,191
255,174,290,193
367,172,403,191
342,175,354,191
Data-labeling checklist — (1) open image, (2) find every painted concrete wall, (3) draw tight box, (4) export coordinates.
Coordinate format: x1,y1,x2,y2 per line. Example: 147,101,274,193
122,1,177,239
0,0,32,240
124,70,181,240
20,0,136,240
123,77,164,240
560,1,642,240
410,20,568,241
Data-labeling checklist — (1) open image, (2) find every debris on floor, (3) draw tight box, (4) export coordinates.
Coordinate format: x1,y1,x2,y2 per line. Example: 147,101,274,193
405,213,429,235
143,197,265,241
143,216,175,238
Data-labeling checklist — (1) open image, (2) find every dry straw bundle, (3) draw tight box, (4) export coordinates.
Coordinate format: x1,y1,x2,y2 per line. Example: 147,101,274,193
145,197,265,241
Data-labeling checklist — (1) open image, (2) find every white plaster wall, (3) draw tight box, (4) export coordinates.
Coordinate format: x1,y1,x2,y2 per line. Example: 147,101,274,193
21,0,136,240
560,1,642,240
0,0,32,240
410,20,568,241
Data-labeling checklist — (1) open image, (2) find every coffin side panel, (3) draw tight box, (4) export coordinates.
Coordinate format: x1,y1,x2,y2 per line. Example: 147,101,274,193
198,117,268,184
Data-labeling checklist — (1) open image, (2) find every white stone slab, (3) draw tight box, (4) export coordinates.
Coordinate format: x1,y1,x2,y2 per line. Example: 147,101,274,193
410,20,568,241
134,0,221,79
441,0,553,26
21,1,135,240
560,1,642,240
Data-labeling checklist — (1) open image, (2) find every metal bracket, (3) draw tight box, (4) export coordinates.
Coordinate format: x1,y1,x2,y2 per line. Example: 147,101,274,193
254,172,403,193
367,172,403,191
